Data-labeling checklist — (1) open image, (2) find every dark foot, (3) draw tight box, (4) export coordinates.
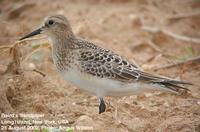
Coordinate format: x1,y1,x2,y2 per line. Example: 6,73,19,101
99,98,106,114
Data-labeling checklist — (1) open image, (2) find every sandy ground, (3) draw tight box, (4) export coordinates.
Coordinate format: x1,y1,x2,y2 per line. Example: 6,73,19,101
0,0,200,131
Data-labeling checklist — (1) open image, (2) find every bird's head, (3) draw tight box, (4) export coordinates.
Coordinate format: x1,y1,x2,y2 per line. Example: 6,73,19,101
20,15,74,41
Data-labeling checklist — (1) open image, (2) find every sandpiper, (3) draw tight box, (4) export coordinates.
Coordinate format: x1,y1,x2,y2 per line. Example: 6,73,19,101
20,15,191,114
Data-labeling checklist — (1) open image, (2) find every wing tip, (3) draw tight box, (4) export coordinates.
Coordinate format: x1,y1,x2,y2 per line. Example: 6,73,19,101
152,79,191,94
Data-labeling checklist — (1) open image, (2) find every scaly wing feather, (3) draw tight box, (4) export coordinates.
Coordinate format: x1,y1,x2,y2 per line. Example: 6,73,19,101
76,40,191,93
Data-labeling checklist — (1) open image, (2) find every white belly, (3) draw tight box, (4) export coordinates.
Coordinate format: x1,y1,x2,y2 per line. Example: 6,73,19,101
59,69,152,97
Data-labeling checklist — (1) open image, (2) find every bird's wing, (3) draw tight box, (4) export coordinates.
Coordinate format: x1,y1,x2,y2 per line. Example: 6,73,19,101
78,49,139,82
78,49,191,92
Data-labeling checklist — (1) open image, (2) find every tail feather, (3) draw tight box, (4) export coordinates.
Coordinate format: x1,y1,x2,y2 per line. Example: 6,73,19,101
152,80,191,93
136,70,192,93
136,70,192,92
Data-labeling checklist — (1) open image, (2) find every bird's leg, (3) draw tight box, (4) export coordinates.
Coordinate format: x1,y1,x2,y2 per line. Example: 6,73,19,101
99,98,106,114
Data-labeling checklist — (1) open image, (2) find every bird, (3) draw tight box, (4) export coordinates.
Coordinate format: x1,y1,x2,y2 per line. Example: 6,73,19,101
19,15,191,114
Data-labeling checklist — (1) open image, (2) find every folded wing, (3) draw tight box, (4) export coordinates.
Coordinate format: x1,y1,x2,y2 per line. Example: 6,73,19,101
78,48,191,93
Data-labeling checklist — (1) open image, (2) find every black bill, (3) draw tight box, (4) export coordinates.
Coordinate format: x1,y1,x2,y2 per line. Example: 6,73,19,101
19,28,42,40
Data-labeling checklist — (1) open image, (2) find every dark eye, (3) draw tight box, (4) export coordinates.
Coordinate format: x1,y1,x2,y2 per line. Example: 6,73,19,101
48,20,54,25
